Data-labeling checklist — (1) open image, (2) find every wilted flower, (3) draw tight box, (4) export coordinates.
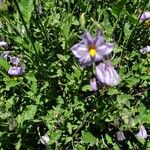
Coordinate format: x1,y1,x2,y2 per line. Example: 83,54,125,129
116,131,126,142
8,66,25,76
10,56,20,66
71,30,114,66
40,133,50,145
96,62,121,86
90,77,97,91
140,12,150,22
0,41,7,47
1,51,10,60
140,45,150,54
136,125,147,139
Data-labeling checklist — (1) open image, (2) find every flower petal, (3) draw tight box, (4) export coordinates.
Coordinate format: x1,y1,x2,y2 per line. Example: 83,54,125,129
136,125,147,139
8,66,25,76
96,63,121,86
97,43,114,56
96,63,106,83
107,66,121,86
1,51,10,60
116,131,126,142
90,77,97,91
10,56,20,66
71,43,89,59
140,12,150,22
79,55,93,66
95,53,103,62
140,45,150,54
82,31,93,45
93,30,104,46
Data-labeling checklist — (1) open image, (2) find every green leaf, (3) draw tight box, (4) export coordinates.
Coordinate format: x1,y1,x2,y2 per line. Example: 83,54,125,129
67,122,72,135
15,138,22,150
126,77,140,88
107,88,119,95
57,54,70,62
111,0,126,18
82,131,96,145
19,0,34,24
22,105,37,122
117,94,134,104
77,145,86,150
0,57,11,70
4,77,19,90
105,134,113,144
135,135,145,145
50,130,61,143
81,85,91,91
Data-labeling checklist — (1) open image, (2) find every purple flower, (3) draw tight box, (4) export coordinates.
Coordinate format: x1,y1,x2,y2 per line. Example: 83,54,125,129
140,45,150,54
116,131,126,142
1,51,10,60
8,66,25,76
140,12,150,22
90,77,97,91
71,30,114,66
10,56,20,66
96,62,121,86
136,125,147,139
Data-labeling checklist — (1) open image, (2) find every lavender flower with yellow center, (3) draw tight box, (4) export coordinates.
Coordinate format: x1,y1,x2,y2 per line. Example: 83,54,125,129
96,62,121,86
8,66,25,76
71,30,114,66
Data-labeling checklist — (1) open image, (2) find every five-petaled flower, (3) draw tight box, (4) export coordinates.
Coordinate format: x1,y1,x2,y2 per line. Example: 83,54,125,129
71,30,114,66
96,62,121,86
8,66,25,76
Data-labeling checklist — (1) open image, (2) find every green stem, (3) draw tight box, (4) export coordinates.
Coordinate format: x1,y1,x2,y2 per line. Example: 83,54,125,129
13,0,42,66
33,0,52,46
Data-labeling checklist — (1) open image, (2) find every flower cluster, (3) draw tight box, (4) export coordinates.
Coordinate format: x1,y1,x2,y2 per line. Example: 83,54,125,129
1,51,24,77
71,30,121,91
8,56,25,76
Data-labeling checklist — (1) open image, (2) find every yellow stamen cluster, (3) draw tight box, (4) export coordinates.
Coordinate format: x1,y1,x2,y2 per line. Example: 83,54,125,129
89,48,97,57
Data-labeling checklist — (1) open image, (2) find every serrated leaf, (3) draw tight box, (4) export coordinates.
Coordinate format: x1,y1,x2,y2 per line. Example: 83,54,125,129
19,0,34,24
22,105,37,122
126,77,140,88
50,130,61,143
